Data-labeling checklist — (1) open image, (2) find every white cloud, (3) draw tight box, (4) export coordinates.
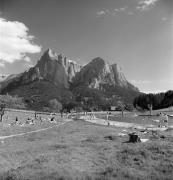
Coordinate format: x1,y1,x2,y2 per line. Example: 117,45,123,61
97,10,106,16
119,7,127,11
136,0,159,11
97,6,128,17
114,9,119,12
0,18,41,66
162,17,168,21
113,6,128,14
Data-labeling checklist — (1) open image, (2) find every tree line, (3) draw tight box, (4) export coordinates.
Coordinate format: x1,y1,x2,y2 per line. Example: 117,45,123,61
133,90,173,110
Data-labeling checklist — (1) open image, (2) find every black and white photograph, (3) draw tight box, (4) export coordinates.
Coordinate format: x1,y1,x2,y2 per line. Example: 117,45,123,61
0,0,173,179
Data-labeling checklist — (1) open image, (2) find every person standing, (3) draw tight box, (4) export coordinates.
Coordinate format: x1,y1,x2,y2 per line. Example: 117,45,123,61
0,106,5,123
106,112,110,126
34,111,37,119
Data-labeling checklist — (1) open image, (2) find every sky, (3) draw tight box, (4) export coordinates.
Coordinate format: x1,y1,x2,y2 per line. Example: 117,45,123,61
0,0,172,93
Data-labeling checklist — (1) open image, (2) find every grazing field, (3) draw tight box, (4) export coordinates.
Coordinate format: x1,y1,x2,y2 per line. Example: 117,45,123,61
0,110,173,180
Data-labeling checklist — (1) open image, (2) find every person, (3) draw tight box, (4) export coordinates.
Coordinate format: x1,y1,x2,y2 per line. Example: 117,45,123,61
15,116,19,125
106,112,110,126
60,110,63,118
26,117,30,124
0,106,5,122
50,117,55,122
66,112,69,119
34,111,38,119
39,116,42,123
90,111,95,120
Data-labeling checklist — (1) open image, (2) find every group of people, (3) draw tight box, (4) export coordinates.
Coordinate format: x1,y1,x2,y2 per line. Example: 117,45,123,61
158,112,169,127
5,111,58,126
0,106,170,128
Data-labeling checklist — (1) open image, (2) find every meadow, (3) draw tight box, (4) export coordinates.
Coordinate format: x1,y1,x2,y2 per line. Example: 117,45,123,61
0,109,173,180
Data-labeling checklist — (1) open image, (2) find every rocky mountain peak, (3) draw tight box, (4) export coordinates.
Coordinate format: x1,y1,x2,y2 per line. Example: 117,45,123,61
35,48,82,84
91,57,105,64
44,48,58,59
73,57,135,89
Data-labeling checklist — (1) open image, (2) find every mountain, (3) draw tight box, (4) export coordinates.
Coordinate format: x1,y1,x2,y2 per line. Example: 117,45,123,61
0,49,139,110
36,49,82,85
0,49,82,92
71,57,139,105
72,57,137,90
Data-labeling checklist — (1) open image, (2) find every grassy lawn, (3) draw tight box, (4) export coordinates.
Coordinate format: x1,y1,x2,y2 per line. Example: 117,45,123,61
0,118,173,180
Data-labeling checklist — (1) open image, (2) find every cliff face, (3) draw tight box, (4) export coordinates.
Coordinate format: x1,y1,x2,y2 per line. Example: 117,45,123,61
111,64,127,87
36,49,82,84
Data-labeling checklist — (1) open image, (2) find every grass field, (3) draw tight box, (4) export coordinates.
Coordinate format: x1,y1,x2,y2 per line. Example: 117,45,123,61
0,110,173,180
96,110,173,127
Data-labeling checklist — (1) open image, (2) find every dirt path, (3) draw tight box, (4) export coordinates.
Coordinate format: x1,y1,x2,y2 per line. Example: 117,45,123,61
0,119,72,140
80,116,144,128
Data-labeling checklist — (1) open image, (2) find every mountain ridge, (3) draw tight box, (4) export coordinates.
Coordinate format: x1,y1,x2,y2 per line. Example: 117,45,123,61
0,48,140,110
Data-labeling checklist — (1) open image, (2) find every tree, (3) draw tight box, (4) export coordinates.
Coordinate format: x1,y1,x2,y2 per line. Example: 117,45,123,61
63,101,78,112
49,99,62,112
133,91,173,110
117,101,126,117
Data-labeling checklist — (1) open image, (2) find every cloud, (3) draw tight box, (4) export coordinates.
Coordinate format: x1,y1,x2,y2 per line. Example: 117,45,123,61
128,11,134,15
96,10,106,16
114,9,119,12
162,17,168,21
136,0,159,11
119,7,128,11
0,18,41,66
97,6,128,17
